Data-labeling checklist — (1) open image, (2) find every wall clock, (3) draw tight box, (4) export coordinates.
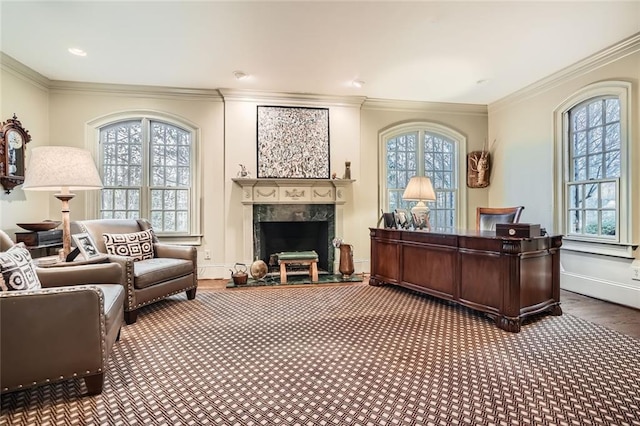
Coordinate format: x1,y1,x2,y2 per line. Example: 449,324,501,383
1,114,32,193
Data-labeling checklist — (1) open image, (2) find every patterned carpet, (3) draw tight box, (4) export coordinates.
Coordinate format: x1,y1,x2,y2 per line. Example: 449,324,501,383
2,284,639,426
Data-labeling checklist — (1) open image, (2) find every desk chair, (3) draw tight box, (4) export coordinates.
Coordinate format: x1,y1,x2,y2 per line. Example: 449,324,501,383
476,206,524,231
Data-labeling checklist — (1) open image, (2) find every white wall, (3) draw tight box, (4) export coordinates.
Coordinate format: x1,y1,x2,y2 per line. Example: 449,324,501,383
47,83,226,277
3,37,638,309
0,57,51,235
360,99,490,227
488,44,640,308
221,91,363,275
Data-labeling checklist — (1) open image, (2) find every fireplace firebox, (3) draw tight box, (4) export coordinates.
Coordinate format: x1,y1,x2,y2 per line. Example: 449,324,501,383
253,204,335,274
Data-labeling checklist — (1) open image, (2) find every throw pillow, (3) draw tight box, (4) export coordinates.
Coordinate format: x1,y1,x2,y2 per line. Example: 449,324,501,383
103,229,155,261
0,244,42,291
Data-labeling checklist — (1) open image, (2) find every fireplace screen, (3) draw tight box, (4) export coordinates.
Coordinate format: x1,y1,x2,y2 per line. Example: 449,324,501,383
257,106,330,179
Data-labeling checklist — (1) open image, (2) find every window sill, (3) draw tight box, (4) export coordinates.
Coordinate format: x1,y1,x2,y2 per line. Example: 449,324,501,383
561,238,638,258
157,235,202,246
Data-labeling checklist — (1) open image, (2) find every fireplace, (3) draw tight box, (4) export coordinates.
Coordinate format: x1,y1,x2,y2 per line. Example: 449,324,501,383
232,178,353,275
253,204,335,273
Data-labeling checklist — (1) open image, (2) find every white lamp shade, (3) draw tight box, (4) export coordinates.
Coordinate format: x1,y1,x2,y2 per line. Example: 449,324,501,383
23,146,103,191
402,176,436,201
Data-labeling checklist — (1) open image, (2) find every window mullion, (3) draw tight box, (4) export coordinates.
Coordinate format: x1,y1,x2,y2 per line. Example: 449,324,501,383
141,118,150,219
417,130,425,176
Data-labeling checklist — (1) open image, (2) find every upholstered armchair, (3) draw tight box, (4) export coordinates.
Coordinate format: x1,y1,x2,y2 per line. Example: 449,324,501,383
70,219,197,324
476,206,525,231
0,230,124,395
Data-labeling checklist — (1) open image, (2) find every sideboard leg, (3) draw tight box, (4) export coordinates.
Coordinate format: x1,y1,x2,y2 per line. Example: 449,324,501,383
549,304,563,316
369,277,384,286
496,316,521,333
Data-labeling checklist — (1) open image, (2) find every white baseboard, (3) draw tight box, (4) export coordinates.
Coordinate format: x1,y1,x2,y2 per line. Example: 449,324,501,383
561,271,640,309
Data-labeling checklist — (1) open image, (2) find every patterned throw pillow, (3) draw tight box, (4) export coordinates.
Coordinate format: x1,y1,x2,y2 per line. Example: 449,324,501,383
0,244,42,291
103,229,155,261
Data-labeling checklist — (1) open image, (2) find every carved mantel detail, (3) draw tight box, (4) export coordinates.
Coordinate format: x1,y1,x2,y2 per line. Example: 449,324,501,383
285,189,305,198
232,178,355,205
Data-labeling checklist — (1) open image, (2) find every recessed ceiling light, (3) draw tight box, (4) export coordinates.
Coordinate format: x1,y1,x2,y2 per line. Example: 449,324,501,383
233,71,249,80
68,47,87,57
352,80,365,88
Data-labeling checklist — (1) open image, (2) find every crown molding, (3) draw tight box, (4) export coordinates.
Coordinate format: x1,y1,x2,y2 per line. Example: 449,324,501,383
362,97,487,116
218,88,366,107
49,80,223,101
489,32,640,113
0,52,50,91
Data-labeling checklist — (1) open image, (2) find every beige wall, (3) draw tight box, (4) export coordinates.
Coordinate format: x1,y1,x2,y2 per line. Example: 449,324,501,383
488,47,640,308
3,37,638,307
361,101,489,224
222,93,363,273
47,84,226,276
1,63,488,278
0,62,51,235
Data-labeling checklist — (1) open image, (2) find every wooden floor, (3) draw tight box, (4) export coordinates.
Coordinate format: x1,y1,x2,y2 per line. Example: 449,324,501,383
198,278,640,339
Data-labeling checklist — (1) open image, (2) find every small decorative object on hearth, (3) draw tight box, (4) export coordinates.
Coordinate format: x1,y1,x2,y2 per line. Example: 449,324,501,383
338,244,355,279
250,259,268,281
333,237,354,278
230,263,248,285
342,161,351,179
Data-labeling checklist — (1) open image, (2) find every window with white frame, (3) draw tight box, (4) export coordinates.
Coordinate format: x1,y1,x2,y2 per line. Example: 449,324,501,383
381,123,466,231
556,81,632,255
567,97,620,238
98,117,197,235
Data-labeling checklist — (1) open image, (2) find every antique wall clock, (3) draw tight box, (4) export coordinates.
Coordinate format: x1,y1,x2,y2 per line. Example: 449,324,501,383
0,114,32,193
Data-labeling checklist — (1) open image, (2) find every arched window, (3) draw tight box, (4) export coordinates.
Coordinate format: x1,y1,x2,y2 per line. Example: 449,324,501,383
88,112,201,240
380,122,467,231
555,81,633,257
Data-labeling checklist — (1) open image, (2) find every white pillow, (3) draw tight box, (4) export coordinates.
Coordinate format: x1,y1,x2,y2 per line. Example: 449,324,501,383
103,229,155,261
0,244,42,291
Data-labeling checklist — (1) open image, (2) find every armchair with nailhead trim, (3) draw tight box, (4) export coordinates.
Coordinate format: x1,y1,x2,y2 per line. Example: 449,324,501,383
70,218,198,324
0,230,124,396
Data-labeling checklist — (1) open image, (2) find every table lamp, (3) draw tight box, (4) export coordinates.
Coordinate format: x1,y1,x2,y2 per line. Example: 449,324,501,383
402,176,436,230
23,146,103,258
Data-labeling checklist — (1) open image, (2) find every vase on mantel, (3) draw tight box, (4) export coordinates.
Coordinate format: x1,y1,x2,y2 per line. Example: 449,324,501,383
338,244,354,279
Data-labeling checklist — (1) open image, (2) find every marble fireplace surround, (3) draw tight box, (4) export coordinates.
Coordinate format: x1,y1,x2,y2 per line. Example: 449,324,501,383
232,178,354,272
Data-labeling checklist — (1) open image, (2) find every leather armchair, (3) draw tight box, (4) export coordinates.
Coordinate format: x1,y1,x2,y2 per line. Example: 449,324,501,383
70,219,197,324
476,206,524,231
0,230,124,395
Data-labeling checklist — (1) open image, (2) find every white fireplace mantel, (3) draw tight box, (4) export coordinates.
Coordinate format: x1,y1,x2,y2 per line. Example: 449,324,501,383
232,178,355,265
232,178,355,205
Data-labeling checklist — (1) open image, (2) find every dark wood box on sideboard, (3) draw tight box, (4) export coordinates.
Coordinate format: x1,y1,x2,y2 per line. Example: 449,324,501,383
15,229,63,247
495,223,541,238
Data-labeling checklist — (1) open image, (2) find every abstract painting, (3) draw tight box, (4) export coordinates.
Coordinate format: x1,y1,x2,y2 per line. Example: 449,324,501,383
257,106,330,178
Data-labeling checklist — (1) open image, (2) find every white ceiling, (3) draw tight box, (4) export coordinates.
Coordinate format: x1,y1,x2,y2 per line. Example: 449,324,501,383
1,1,639,105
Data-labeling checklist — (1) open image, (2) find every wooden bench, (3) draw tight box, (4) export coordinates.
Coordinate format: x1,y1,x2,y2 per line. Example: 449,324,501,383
277,251,319,283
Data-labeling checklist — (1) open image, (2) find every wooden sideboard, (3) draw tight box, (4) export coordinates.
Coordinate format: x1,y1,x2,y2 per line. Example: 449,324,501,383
369,228,563,332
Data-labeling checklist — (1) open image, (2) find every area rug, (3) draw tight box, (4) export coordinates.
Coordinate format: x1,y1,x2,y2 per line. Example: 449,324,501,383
1,285,639,426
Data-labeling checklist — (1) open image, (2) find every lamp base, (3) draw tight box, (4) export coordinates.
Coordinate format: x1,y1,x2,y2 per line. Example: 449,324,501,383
411,201,431,231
